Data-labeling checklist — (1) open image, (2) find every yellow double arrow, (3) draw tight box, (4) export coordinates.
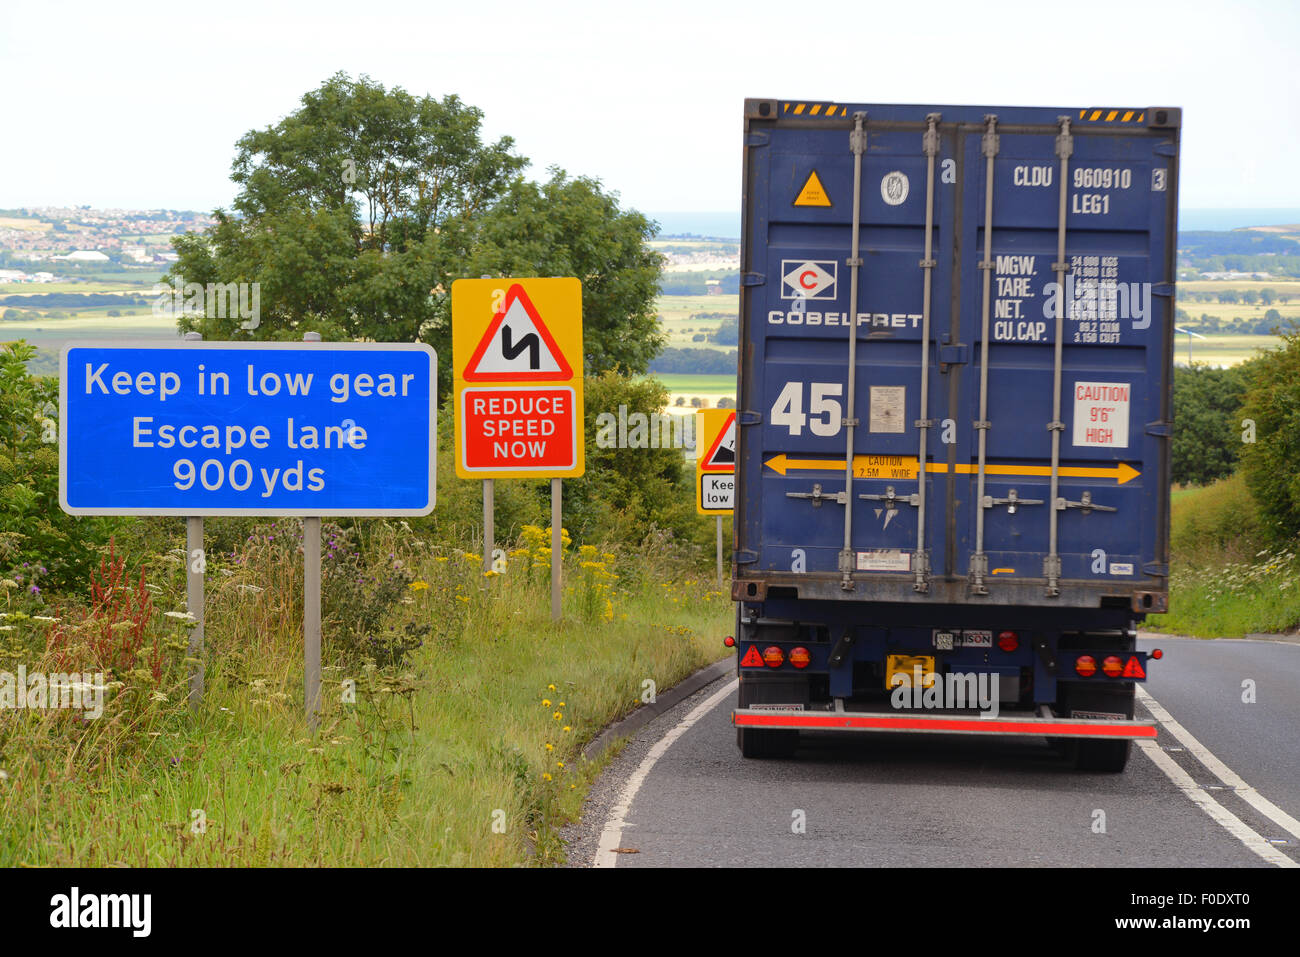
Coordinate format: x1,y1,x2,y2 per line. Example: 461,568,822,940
763,453,1140,485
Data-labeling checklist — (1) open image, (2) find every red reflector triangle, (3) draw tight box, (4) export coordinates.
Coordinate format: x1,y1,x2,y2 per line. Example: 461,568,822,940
740,646,764,668
1122,656,1146,678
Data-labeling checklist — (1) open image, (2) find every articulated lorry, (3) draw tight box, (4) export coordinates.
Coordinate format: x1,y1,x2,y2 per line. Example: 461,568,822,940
731,100,1178,771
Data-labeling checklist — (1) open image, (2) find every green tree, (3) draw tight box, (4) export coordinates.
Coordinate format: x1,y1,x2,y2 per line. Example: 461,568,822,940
567,371,696,546
0,342,117,590
165,73,664,391
1171,364,1251,487
1239,323,1300,540
463,170,665,377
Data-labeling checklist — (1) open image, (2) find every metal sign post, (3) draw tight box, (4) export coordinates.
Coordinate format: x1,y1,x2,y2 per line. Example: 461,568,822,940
302,332,322,729
716,515,724,589
483,478,494,574
551,478,562,621
181,331,205,710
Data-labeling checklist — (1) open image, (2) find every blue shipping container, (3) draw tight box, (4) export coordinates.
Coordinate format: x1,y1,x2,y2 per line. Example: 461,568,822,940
736,100,1178,610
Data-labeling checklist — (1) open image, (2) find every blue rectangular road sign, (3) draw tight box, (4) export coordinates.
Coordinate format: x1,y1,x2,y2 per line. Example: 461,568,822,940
60,341,436,516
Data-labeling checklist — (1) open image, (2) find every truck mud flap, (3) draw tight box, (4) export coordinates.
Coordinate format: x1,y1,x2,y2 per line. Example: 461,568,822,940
732,708,1156,740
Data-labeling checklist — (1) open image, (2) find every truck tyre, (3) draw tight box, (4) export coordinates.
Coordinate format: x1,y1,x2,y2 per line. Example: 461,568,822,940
1058,681,1136,773
737,726,798,759
1075,738,1131,773
736,678,799,758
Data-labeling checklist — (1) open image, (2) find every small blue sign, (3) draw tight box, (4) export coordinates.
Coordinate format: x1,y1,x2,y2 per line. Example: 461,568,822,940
60,341,436,516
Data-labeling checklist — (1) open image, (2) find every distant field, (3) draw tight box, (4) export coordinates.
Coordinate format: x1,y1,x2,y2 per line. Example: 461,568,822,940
1178,279,1300,294
0,281,156,296
650,373,735,393
0,217,51,232
1172,333,1283,367
1175,301,1300,324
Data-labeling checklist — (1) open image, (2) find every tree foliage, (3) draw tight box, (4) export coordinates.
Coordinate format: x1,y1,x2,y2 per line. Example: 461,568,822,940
0,342,117,590
167,72,665,389
1171,364,1251,487
1239,324,1300,540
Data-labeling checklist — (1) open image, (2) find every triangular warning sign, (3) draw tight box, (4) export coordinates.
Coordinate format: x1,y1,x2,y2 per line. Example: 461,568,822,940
740,646,764,668
1122,656,1146,679
701,413,736,471
464,283,573,381
794,170,832,207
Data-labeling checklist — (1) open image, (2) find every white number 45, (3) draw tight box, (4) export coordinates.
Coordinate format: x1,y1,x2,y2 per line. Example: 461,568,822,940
771,381,842,436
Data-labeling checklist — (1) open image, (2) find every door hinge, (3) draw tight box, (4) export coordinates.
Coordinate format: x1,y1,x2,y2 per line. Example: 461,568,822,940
744,131,771,148
733,549,758,565
737,410,763,426
1145,421,1172,437
741,272,765,287
1142,561,1169,578
1152,282,1175,298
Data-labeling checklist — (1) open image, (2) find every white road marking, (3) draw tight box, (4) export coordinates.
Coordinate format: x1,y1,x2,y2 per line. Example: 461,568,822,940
1136,740,1295,867
593,678,737,868
1136,687,1298,867
1137,685,1300,842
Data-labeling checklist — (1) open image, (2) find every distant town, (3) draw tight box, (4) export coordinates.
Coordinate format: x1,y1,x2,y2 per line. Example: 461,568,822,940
0,206,215,281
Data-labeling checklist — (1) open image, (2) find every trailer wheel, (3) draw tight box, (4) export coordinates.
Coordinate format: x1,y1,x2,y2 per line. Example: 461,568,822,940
737,726,798,759
1058,681,1136,773
1075,739,1131,772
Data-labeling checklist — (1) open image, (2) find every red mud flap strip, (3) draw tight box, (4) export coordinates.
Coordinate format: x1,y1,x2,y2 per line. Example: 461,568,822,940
733,709,1158,740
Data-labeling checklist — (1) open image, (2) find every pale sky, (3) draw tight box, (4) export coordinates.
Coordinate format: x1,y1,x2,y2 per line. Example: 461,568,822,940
2,0,1296,215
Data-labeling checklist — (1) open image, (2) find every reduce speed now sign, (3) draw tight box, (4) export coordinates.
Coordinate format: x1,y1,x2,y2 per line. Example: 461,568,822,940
451,278,584,479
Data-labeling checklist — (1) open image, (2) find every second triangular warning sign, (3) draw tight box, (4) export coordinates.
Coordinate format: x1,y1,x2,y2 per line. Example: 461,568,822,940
794,170,832,207
464,284,574,382
701,412,736,471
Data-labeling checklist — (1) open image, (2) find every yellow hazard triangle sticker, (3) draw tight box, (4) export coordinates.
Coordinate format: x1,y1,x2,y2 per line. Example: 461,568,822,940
794,170,832,207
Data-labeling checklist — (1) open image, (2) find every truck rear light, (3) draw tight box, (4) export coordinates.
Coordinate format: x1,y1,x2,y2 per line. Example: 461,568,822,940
723,635,735,647
997,631,1019,652
789,646,811,669
1151,648,1163,660
1074,655,1097,677
762,646,785,668
1102,655,1124,677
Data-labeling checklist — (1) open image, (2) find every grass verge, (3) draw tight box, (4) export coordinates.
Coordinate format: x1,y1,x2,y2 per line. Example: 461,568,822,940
0,522,733,866
1146,473,1300,637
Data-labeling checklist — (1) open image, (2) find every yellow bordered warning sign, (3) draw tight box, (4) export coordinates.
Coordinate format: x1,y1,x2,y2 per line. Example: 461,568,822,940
452,278,584,479
697,408,735,514
794,170,832,207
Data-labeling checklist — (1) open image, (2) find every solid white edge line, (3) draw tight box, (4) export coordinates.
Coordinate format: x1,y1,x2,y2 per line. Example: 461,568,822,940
1137,685,1300,842
593,678,738,868
1135,739,1296,867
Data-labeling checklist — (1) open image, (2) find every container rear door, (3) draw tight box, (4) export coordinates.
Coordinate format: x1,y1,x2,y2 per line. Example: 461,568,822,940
736,101,1177,610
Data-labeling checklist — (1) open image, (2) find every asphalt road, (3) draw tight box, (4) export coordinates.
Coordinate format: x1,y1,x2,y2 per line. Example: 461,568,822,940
567,635,1300,868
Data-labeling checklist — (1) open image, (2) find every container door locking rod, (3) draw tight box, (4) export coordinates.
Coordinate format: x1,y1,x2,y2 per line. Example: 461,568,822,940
912,113,940,593
969,115,998,596
838,111,867,591
1045,117,1074,597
